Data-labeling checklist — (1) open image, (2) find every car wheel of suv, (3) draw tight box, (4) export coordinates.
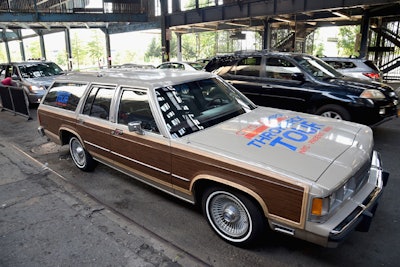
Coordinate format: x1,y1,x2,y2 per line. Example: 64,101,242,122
69,136,96,171
316,104,351,121
202,186,265,246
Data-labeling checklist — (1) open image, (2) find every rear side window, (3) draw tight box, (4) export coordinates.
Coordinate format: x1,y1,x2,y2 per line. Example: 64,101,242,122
231,56,262,77
325,60,356,69
43,82,87,111
83,85,115,120
265,57,301,79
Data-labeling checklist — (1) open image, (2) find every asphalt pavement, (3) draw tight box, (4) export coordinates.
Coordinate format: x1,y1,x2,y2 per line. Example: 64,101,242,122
0,112,204,267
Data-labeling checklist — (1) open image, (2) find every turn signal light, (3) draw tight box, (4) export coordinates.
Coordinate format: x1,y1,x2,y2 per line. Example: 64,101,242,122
311,198,323,216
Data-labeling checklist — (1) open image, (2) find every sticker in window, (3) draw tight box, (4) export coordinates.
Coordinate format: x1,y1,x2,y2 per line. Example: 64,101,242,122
56,91,70,107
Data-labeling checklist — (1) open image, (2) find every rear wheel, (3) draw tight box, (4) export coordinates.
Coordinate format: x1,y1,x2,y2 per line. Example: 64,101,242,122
316,104,351,121
69,136,96,171
202,186,266,246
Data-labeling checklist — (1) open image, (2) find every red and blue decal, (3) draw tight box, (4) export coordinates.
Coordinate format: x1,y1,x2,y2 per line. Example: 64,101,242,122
236,114,332,154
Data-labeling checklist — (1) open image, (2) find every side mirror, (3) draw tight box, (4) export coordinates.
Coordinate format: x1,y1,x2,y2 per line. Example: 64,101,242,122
11,74,20,81
128,121,145,135
291,73,305,82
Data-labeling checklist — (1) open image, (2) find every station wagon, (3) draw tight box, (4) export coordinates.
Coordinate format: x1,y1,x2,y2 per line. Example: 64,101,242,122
37,69,388,247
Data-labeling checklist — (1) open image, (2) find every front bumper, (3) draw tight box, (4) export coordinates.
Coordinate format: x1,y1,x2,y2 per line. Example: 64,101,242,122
327,151,389,247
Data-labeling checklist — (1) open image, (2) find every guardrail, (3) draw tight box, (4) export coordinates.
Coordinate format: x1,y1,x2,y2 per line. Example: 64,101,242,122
0,85,31,120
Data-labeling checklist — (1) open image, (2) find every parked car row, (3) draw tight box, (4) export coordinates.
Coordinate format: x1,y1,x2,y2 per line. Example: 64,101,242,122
203,51,398,126
1,53,398,127
0,60,64,104
321,56,382,81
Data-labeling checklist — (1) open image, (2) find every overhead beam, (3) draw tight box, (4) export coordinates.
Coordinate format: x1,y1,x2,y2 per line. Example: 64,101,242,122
166,0,400,28
0,12,148,23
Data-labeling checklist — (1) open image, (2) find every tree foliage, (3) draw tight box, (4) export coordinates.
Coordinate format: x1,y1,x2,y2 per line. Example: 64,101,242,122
87,31,105,66
27,40,41,59
337,25,360,57
145,37,162,62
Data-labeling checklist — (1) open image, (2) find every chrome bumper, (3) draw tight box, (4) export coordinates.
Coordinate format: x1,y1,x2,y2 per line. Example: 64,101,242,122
327,151,389,247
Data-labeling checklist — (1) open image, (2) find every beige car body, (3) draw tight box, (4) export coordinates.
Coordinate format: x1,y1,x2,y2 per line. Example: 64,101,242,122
37,69,388,247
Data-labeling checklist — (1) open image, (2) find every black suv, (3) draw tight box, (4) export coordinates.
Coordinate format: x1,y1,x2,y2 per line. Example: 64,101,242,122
207,51,398,126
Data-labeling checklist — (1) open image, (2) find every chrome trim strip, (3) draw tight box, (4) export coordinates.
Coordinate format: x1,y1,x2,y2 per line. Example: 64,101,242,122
172,174,190,182
110,150,170,175
85,141,110,152
93,157,195,205
85,140,170,174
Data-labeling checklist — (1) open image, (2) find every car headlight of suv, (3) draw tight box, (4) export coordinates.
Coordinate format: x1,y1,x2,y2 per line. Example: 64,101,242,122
360,89,386,100
27,85,45,93
310,178,357,223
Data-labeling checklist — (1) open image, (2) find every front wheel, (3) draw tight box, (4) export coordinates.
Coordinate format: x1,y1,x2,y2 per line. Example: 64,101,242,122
69,136,96,171
316,104,351,121
202,186,266,247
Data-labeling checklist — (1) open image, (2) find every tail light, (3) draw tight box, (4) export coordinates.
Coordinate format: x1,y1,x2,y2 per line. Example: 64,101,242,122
363,72,380,79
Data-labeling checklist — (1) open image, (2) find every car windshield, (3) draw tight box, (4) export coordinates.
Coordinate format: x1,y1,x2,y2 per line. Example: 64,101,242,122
18,62,64,78
187,62,204,70
293,55,343,80
156,77,256,138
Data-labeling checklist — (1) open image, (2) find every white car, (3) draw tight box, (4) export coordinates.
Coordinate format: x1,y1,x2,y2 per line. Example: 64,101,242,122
37,69,389,247
156,61,204,71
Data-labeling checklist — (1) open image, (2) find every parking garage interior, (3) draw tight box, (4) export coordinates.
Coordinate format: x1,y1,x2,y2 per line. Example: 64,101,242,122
0,0,399,80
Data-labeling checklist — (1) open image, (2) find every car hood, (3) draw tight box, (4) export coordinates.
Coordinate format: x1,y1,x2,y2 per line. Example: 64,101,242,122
25,75,61,88
180,107,373,183
324,76,397,97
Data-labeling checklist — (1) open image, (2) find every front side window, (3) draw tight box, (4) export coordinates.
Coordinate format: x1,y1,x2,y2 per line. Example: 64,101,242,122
117,89,159,133
293,55,343,80
231,56,262,77
83,85,115,120
156,77,255,138
43,82,87,111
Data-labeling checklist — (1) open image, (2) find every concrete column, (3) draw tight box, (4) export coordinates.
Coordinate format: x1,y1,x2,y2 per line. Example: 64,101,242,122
105,29,112,68
39,31,46,59
359,9,370,58
65,29,73,71
16,30,26,61
160,0,170,62
263,18,271,50
176,32,182,61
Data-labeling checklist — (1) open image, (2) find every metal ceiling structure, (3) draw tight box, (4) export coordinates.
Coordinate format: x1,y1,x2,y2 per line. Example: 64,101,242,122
0,0,399,75
167,0,400,34
0,0,399,40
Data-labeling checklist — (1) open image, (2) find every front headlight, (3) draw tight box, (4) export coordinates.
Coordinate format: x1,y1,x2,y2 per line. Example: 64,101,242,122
28,85,44,93
310,179,357,223
360,89,385,100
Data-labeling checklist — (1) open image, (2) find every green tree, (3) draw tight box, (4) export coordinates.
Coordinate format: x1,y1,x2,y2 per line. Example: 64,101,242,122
27,40,41,59
145,37,161,62
71,32,87,70
337,25,360,57
55,51,67,69
0,44,7,62
87,31,105,67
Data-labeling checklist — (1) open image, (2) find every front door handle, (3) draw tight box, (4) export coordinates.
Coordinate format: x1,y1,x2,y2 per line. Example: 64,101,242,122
111,129,123,136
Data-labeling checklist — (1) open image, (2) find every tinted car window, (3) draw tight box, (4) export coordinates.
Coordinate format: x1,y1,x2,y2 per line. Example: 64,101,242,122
83,86,114,120
265,57,301,79
43,82,87,111
117,89,159,133
18,62,64,78
231,56,261,77
156,78,255,138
